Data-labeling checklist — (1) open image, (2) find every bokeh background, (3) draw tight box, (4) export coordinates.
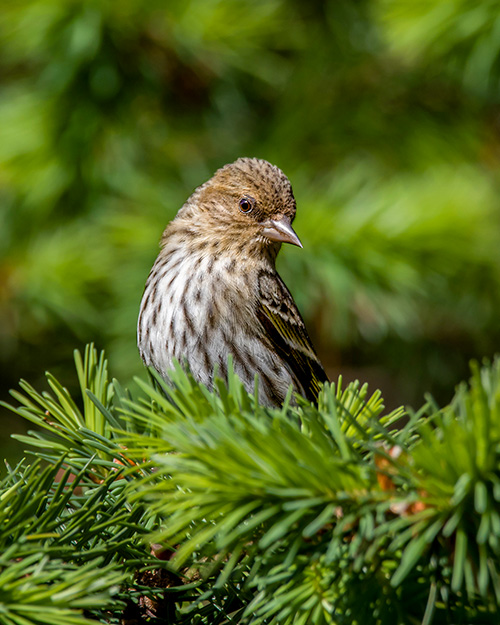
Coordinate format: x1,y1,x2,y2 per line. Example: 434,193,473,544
2,0,500,464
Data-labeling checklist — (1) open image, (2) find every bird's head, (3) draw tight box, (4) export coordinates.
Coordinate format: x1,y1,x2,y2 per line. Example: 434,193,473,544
171,158,302,258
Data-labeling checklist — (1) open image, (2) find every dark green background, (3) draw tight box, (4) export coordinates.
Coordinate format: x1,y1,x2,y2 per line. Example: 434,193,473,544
2,0,500,463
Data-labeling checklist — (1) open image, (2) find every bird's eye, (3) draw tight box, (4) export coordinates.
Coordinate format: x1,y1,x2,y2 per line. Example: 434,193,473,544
239,196,255,213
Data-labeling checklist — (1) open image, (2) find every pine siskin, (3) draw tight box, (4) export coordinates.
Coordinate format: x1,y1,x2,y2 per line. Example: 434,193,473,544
137,157,328,406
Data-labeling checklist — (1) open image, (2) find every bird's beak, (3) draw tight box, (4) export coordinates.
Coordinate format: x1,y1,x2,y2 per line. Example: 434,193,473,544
261,216,303,248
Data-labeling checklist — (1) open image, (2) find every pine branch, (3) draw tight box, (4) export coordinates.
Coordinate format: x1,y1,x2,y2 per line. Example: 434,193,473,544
3,345,500,623
126,357,500,623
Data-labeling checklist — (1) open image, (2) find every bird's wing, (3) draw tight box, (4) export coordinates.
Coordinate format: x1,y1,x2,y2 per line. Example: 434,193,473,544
256,270,328,403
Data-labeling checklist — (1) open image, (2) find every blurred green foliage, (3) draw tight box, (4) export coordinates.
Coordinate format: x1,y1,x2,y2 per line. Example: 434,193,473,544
2,0,500,459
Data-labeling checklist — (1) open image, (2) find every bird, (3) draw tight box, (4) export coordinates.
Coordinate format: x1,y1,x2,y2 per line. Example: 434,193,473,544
137,157,328,407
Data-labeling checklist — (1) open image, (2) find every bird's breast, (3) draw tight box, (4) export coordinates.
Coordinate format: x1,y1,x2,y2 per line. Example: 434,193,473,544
137,244,295,406
138,248,253,380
